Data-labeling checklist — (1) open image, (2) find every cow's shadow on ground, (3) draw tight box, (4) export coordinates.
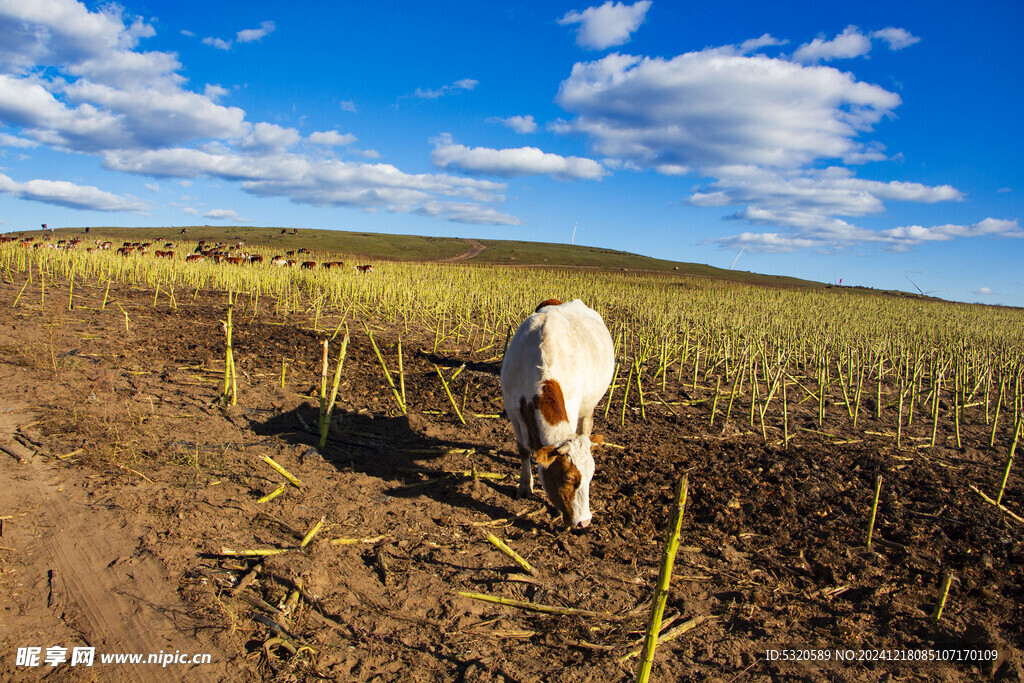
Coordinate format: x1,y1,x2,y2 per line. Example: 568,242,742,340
418,350,502,377
250,404,541,524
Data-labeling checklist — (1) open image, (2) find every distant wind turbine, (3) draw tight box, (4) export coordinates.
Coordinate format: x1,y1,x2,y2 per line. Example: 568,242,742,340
905,275,949,297
729,247,744,270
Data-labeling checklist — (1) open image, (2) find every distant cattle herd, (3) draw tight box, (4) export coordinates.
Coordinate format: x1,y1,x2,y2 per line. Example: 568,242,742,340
0,231,374,273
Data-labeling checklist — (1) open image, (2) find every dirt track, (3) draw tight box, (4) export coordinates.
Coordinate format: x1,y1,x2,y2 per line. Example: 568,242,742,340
439,239,487,262
0,272,1022,682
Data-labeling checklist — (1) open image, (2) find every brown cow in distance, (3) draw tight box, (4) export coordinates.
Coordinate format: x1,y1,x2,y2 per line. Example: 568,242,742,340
300,261,316,269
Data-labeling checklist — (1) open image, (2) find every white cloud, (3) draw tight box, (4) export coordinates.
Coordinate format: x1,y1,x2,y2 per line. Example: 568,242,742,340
793,25,872,63
0,172,146,212
0,1,523,226
431,135,607,180
412,78,478,99
558,1,652,50
203,208,247,222
144,182,160,192
739,34,788,54
102,147,312,181
239,122,300,153
181,206,198,215
871,27,921,51
308,130,357,147
710,218,1023,254
340,100,357,113
879,218,1024,244
970,287,995,296
104,145,514,218
711,231,825,254
0,0,152,74
685,166,961,224
204,84,229,101
488,115,537,134
202,36,232,51
0,132,38,148
556,50,901,169
414,200,525,225
236,21,275,44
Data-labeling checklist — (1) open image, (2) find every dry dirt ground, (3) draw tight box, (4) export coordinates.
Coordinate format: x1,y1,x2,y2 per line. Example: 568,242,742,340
0,271,1022,682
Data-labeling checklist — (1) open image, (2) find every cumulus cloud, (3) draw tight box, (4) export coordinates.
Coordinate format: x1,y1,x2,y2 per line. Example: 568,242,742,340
551,40,982,255
411,78,478,99
238,122,301,153
556,50,901,169
431,134,606,180
0,132,38,148
709,218,1023,254
414,200,524,226
0,172,146,212
558,1,652,50
871,27,921,51
340,100,357,113
970,287,995,296
487,115,537,134
739,34,788,54
236,21,275,44
201,21,275,51
0,0,153,75
685,166,962,226
203,208,247,222
0,2,522,226
104,145,511,214
202,36,232,51
879,218,1024,244
308,130,358,147
793,25,872,63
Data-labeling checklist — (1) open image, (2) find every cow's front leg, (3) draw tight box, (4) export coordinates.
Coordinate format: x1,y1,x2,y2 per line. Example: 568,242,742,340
517,442,534,498
578,412,594,439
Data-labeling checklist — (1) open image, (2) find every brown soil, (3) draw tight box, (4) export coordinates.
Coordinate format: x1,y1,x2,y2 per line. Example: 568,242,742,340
0,273,1021,682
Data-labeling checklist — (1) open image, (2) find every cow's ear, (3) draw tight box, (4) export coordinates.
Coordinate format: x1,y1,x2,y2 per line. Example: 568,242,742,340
533,447,557,467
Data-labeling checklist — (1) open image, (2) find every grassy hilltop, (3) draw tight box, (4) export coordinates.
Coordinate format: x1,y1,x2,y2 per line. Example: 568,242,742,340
31,224,822,290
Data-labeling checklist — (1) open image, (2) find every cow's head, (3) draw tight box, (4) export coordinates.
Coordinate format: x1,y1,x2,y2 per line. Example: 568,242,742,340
534,434,603,529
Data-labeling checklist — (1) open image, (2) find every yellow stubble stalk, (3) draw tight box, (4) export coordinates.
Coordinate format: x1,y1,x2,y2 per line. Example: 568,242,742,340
620,359,635,427
364,322,407,415
220,290,237,407
434,364,466,425
319,332,350,448
995,415,1021,506
13,279,29,308
866,474,883,547
635,473,689,683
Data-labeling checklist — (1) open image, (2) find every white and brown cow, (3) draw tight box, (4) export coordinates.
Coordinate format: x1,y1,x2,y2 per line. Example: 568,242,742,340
500,299,614,529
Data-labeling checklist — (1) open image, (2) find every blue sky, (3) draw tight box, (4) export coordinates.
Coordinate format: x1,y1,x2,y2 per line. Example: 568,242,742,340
1,1,1021,306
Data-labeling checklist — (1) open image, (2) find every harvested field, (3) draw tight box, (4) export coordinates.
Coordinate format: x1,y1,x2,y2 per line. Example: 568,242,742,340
0,260,1022,682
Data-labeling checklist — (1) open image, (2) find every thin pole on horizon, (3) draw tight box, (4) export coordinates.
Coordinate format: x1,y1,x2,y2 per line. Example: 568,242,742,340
729,247,744,270
571,221,578,245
